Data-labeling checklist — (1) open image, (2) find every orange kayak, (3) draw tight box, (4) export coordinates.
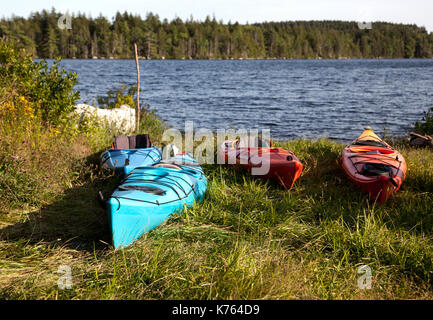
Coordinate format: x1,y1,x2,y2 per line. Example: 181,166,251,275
219,137,303,190
341,126,407,204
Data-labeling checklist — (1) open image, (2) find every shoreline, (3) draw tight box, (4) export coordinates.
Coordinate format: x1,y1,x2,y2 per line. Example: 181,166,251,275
35,57,433,61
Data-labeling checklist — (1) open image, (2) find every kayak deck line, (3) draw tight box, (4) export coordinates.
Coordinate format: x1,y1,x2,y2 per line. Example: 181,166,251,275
109,159,205,208
101,147,162,165
348,155,403,171
120,176,196,202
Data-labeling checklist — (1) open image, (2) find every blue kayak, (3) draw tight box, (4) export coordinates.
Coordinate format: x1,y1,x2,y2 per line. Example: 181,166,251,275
101,147,162,175
107,153,207,248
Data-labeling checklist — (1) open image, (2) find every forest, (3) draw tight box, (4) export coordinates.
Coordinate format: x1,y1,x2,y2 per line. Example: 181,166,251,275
1,8,433,59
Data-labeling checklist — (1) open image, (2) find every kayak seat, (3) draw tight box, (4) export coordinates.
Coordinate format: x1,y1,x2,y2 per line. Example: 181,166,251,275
361,163,399,187
362,163,393,177
118,184,166,195
113,134,152,149
113,136,129,149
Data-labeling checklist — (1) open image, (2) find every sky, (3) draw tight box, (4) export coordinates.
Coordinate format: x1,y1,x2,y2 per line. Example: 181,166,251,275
2,0,433,32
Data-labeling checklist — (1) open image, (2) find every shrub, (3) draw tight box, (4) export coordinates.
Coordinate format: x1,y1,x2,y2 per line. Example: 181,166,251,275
0,42,168,212
414,107,433,135
0,41,86,211
96,84,136,109
0,40,79,126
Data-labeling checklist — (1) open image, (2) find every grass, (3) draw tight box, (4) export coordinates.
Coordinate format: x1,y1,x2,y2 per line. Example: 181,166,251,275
1,128,432,300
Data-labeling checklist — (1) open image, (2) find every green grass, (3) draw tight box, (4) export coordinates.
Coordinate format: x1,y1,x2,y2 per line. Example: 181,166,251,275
1,135,432,300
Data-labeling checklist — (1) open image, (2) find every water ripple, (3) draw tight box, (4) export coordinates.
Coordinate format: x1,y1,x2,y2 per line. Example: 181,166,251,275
54,59,433,140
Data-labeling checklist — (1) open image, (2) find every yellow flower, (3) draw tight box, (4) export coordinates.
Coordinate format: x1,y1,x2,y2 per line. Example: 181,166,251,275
5,102,15,112
18,96,28,105
24,104,34,118
49,128,61,136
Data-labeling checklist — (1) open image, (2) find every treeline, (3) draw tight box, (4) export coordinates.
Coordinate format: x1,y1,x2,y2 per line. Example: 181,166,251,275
1,8,433,59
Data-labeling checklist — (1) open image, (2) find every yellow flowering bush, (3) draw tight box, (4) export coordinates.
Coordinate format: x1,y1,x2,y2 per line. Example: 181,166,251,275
19,96,35,120
48,128,61,136
0,41,79,126
0,95,35,123
0,101,15,113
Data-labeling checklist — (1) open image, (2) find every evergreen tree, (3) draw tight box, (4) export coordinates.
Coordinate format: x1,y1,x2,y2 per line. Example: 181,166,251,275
1,9,432,59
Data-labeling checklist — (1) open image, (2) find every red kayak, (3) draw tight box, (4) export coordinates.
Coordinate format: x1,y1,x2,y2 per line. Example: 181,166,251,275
341,127,407,204
219,137,303,190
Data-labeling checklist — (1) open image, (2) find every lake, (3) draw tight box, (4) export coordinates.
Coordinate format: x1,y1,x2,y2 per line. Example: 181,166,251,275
56,59,433,141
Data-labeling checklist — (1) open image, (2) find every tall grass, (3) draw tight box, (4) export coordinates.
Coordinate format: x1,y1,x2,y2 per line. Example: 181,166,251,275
1,135,432,299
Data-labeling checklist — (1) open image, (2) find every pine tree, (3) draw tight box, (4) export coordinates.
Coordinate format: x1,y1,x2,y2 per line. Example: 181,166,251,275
1,9,432,59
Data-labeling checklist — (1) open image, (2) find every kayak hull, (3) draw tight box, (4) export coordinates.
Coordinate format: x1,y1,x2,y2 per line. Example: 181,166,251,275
341,128,407,204
220,141,303,190
107,153,207,248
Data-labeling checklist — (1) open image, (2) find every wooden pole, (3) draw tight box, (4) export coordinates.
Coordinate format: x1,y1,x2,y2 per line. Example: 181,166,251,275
134,43,140,132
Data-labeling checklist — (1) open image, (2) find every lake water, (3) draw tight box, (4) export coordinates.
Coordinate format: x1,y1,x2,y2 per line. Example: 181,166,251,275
57,59,433,141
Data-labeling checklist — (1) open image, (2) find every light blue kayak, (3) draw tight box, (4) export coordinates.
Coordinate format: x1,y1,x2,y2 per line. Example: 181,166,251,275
107,153,207,248
101,147,162,175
